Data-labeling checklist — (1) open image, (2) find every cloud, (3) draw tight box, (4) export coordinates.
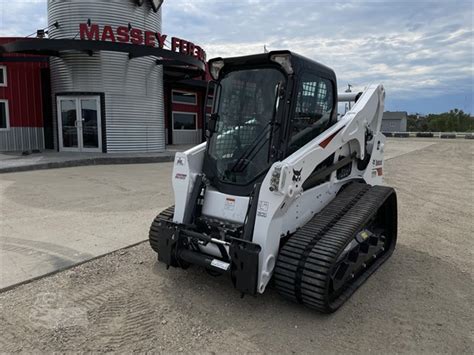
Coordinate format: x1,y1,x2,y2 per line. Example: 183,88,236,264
0,0,472,113
0,0,47,37
163,0,473,112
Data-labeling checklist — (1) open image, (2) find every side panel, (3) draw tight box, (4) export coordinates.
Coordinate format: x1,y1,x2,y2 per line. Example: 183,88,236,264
363,131,386,185
279,181,338,236
172,143,206,223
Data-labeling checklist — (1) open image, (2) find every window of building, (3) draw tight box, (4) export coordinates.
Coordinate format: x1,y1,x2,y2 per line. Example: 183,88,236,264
288,73,335,154
206,94,213,108
173,112,197,130
172,90,197,105
0,66,7,87
0,100,10,130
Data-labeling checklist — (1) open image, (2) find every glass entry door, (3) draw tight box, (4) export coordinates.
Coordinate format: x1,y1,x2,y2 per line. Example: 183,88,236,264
57,96,102,152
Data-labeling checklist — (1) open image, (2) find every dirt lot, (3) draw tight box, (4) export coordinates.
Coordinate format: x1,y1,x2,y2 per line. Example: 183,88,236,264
0,139,473,353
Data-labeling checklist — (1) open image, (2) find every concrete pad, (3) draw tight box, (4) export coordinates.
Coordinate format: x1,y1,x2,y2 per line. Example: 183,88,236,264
384,137,437,160
0,145,194,173
0,162,174,290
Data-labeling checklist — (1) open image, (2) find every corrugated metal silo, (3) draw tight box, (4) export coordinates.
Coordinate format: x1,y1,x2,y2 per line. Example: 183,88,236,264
48,0,165,152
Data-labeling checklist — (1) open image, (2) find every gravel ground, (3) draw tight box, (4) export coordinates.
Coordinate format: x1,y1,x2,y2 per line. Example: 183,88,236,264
0,139,473,353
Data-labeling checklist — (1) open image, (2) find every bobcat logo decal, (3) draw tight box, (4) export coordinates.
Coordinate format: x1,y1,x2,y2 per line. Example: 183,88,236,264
292,168,302,182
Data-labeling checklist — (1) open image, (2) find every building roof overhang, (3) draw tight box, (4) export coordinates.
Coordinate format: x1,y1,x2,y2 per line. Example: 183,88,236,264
0,38,205,80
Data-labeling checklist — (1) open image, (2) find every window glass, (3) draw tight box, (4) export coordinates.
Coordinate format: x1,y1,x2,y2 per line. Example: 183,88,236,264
288,73,334,154
81,99,99,148
206,95,213,107
207,67,285,185
172,91,197,105
0,101,8,129
173,112,196,130
60,99,78,147
0,67,4,85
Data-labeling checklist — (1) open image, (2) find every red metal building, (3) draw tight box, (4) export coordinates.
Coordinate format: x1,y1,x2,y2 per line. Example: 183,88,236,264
0,37,210,152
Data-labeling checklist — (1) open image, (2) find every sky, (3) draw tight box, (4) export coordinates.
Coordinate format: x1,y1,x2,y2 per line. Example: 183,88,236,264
0,0,472,114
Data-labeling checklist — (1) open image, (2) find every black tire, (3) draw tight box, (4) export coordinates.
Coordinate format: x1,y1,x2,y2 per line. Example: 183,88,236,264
149,205,175,255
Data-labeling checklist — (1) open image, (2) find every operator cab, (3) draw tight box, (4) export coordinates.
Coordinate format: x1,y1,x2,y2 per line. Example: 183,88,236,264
204,51,338,196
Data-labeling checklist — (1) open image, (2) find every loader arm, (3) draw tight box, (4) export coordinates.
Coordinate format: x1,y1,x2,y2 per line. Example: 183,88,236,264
253,83,386,292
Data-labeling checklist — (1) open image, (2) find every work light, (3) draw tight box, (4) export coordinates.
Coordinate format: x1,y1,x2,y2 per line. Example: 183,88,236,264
209,59,225,80
270,53,293,74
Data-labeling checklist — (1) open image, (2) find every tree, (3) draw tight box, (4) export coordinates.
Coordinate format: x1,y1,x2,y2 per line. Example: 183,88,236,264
420,109,473,132
407,114,418,131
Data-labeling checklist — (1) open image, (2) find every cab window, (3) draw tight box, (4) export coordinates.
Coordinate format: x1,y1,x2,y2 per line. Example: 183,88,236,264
288,73,334,154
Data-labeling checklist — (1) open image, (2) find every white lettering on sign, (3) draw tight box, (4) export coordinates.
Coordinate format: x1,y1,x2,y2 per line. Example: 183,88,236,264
79,23,207,62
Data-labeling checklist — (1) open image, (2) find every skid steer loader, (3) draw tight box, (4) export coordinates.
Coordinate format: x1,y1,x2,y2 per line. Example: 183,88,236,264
149,51,397,313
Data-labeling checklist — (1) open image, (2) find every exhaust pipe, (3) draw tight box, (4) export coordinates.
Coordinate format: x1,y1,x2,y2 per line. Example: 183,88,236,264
338,92,362,102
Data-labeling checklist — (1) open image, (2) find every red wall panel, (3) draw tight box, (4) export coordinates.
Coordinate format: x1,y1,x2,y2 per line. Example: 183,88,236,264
0,61,49,127
0,37,49,128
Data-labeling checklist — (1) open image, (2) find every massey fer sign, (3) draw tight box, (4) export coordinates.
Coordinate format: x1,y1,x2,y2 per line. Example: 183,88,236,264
79,22,206,62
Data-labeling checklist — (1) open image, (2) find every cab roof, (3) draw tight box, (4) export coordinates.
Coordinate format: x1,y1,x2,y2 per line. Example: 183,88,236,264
208,50,336,80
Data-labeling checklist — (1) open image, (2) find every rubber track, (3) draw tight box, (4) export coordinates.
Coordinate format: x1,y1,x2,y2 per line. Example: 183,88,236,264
274,182,395,313
149,206,175,254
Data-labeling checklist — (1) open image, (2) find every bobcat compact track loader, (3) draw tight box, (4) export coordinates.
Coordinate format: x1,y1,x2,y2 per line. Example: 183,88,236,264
149,51,397,313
